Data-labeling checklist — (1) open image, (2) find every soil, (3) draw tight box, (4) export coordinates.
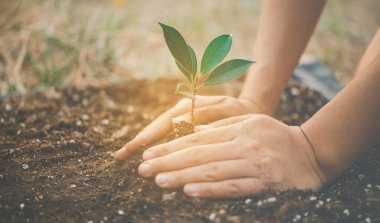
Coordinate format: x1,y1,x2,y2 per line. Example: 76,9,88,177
166,121,194,142
0,78,379,223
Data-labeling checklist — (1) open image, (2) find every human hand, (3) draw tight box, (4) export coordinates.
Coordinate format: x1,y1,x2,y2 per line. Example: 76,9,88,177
113,96,265,161
138,115,326,198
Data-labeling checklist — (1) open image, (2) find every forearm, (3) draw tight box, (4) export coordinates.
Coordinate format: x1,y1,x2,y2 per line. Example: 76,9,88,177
240,0,326,114
301,53,380,183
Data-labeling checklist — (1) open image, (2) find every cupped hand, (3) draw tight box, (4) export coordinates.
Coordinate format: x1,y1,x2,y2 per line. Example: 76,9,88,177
138,115,326,198
113,96,265,161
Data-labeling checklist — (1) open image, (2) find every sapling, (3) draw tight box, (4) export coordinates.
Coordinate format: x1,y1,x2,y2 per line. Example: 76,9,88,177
159,23,255,124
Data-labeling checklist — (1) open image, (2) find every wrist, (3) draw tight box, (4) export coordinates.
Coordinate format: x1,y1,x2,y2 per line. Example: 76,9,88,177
239,62,292,116
300,123,345,184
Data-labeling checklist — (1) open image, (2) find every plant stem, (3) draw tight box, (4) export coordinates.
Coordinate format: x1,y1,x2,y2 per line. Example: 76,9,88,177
191,78,198,124
191,86,196,124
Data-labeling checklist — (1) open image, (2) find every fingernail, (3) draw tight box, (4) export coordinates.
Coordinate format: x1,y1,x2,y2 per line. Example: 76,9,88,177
138,163,151,176
184,184,199,197
155,173,170,187
143,151,155,160
113,147,129,161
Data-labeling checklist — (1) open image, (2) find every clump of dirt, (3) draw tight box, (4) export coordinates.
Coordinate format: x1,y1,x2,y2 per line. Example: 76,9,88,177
166,121,194,141
0,78,379,223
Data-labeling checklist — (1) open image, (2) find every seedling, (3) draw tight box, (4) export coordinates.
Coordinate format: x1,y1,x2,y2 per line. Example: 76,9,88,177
159,23,255,124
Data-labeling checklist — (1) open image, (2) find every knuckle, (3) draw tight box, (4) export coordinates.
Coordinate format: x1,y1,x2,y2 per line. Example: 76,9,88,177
244,139,259,152
185,148,202,165
204,164,219,181
185,135,201,144
227,181,241,196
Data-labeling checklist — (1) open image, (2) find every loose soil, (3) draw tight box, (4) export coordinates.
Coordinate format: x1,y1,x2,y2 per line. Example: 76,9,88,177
0,79,379,223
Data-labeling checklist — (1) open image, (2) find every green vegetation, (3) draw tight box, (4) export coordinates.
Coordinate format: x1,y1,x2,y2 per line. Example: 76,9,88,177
159,23,255,123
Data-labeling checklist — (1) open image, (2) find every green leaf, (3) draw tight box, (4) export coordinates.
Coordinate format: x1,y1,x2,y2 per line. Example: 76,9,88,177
204,59,255,86
159,23,193,81
175,61,191,80
188,45,197,79
201,34,232,74
175,83,194,99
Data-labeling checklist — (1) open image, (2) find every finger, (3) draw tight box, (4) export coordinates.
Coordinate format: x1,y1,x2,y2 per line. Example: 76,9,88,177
139,141,244,177
114,99,191,161
195,114,252,132
142,124,236,161
173,102,228,125
114,97,225,161
154,159,259,188
184,178,266,198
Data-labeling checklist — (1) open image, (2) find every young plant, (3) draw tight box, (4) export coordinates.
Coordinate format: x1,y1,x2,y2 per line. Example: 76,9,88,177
159,23,255,124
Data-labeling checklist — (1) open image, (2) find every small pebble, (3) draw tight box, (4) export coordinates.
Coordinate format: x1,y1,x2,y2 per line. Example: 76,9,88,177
22,164,29,170
5,104,12,111
9,149,15,154
69,139,76,144
315,200,324,208
117,210,125,215
82,98,89,106
267,197,277,202
293,214,301,222
290,88,300,96
257,200,263,206
244,199,252,205
309,196,317,201
365,217,371,223
86,221,93,223
82,114,90,120
0,174,3,179
358,174,365,180
326,198,331,202
76,120,82,126
343,209,350,216
101,119,110,125
366,184,372,188
375,185,380,190
127,105,135,113
162,192,176,201
142,113,149,120
209,213,216,221
19,203,25,210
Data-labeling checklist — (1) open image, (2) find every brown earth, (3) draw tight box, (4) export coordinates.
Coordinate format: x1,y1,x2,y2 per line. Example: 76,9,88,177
0,79,379,223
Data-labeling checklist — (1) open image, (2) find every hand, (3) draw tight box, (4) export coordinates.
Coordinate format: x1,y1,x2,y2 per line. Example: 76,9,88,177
113,96,265,161
137,115,326,198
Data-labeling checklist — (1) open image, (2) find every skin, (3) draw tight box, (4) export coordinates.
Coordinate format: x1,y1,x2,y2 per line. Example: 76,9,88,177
114,0,380,198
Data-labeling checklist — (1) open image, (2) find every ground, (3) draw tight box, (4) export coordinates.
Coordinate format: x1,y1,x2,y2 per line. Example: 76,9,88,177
0,79,379,223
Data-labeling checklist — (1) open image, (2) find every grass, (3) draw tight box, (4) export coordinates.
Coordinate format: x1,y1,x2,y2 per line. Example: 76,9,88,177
0,0,379,96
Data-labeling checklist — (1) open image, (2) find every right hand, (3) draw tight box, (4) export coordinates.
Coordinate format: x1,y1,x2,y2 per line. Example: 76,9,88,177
113,95,267,161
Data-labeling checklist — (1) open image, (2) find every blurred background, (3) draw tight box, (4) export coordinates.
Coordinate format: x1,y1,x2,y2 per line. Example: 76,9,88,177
0,0,379,96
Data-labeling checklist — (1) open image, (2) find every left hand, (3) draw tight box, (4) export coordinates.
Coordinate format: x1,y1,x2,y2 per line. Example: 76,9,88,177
138,114,326,198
